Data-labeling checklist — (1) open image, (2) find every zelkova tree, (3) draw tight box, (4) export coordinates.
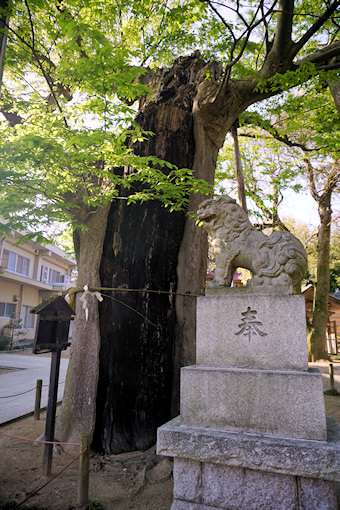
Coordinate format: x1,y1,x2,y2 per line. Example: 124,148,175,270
1,1,340,453
88,0,340,453
216,135,302,231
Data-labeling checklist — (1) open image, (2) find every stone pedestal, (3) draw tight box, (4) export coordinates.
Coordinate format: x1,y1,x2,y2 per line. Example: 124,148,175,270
157,288,340,509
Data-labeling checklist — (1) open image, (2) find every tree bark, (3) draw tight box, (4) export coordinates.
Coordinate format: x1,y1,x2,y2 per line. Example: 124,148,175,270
0,0,9,100
308,192,332,361
55,203,111,442
93,54,215,453
329,81,340,116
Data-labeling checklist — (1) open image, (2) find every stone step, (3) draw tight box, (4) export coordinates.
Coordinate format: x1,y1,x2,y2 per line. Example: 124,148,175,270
180,365,327,441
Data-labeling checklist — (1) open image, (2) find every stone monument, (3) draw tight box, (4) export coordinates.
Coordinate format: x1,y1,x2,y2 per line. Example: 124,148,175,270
157,195,340,509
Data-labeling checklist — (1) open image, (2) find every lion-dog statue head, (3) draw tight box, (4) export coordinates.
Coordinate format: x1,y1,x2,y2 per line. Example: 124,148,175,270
197,195,307,288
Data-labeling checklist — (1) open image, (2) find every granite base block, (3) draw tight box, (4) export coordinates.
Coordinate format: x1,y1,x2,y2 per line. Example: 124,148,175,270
171,501,220,510
180,366,327,441
196,292,308,371
298,477,339,510
171,500,338,510
157,417,340,481
171,458,338,510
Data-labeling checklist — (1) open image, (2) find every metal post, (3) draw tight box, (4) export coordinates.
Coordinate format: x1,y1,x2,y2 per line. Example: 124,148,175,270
329,363,335,390
42,348,61,477
34,379,42,420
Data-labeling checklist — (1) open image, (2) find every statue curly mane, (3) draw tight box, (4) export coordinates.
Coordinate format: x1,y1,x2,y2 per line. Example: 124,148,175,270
197,195,307,289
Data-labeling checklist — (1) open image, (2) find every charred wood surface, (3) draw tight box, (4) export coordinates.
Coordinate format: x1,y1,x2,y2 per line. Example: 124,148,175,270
94,55,211,453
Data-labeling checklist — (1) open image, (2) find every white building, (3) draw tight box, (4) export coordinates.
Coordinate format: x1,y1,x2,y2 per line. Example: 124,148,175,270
0,227,76,346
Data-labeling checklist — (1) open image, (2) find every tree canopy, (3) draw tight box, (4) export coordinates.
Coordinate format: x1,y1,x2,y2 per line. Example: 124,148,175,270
216,77,340,223
0,0,219,241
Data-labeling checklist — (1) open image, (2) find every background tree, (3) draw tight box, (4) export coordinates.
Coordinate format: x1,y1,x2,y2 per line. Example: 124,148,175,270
3,316,24,350
1,0,340,452
220,79,340,360
216,136,303,230
283,217,319,282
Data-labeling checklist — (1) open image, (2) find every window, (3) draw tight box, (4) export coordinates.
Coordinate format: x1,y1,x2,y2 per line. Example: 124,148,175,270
1,249,30,276
40,266,61,284
40,265,49,283
21,305,35,329
1,249,9,268
49,269,60,283
7,251,16,271
17,255,29,275
0,302,16,318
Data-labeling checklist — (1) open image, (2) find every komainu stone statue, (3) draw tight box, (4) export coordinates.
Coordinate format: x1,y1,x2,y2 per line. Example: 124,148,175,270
197,195,307,288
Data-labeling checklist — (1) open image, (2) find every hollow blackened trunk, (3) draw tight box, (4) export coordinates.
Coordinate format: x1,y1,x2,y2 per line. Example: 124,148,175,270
94,77,200,452
96,203,186,453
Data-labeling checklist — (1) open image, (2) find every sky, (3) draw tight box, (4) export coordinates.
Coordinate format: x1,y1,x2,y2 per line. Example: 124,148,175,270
279,190,320,227
279,190,340,229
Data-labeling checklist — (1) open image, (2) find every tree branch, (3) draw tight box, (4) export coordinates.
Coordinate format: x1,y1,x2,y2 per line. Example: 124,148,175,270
3,16,72,103
296,40,340,68
260,0,271,56
260,2,340,81
23,0,68,127
304,157,320,202
0,87,24,126
202,0,237,42
270,0,294,59
247,190,289,231
54,2,88,60
291,1,340,60
242,114,315,152
213,1,279,100
322,158,340,195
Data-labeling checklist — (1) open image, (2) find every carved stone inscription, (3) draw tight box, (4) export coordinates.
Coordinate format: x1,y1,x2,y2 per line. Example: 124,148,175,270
235,307,267,342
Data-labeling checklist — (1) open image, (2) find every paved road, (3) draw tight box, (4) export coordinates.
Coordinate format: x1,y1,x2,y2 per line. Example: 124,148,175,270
0,353,69,424
310,361,340,391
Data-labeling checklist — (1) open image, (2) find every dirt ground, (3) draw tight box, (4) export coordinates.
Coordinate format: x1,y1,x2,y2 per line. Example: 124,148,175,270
0,357,340,510
0,409,173,510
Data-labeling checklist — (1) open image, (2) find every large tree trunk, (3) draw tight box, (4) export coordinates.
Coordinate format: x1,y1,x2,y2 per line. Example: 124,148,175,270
93,55,210,453
308,192,332,361
93,54,272,453
56,204,111,442
171,74,270,413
